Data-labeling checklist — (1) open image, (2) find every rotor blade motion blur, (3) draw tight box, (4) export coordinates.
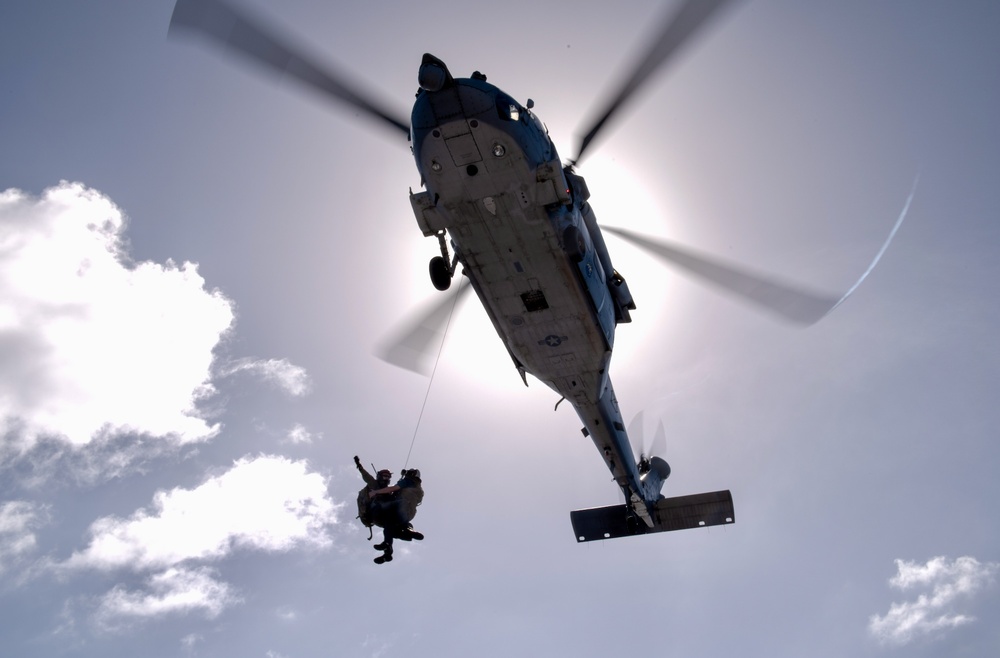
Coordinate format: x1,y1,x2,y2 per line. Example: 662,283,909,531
628,411,668,459
377,278,471,375
651,420,667,458
169,0,409,136
573,0,737,163
604,226,841,325
605,176,916,324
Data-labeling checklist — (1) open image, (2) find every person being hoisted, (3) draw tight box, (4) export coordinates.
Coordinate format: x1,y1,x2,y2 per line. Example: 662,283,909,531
368,468,424,565
353,457,425,564
354,456,393,537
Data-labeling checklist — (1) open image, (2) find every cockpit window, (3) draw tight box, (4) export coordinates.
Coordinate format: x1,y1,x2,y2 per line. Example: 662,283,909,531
496,93,522,122
530,111,545,134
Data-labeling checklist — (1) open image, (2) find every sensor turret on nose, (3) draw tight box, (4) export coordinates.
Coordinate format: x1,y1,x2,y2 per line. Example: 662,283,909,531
418,53,454,92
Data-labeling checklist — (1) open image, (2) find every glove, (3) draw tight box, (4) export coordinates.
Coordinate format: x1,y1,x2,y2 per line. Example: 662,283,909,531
354,456,361,468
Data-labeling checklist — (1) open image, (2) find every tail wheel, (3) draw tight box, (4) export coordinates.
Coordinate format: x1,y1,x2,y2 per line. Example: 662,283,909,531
563,225,587,263
429,256,452,291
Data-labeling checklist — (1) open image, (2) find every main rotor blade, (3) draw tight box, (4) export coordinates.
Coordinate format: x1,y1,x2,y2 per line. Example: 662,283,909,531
573,0,737,164
601,174,920,325
376,278,471,375
605,176,916,325
604,226,841,325
169,0,410,136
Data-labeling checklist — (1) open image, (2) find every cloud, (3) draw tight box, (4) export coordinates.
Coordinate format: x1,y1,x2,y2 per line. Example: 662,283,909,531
64,455,340,573
180,633,203,653
0,183,234,450
0,500,48,574
869,556,1000,646
11,432,176,489
361,634,393,658
57,455,340,625
284,423,317,445
221,358,311,396
95,566,239,628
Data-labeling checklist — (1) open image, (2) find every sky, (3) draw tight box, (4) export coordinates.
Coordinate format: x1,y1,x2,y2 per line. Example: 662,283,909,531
1,0,999,656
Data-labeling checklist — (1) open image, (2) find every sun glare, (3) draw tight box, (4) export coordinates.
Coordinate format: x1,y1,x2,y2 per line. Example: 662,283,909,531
578,154,687,369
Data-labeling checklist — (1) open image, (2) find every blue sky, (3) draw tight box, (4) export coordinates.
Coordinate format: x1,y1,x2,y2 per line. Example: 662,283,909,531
2,1,999,656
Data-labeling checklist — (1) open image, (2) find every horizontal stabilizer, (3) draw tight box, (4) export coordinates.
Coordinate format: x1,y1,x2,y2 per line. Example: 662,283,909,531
571,489,734,542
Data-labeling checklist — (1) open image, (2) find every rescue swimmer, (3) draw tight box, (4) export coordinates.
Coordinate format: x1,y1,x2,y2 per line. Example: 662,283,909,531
354,456,425,564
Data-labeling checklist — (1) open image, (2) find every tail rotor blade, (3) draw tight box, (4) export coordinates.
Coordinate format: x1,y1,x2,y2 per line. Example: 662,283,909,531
627,411,646,446
628,412,667,458
651,420,667,458
630,412,671,484
376,278,470,375
573,0,737,164
169,0,410,137
627,411,647,458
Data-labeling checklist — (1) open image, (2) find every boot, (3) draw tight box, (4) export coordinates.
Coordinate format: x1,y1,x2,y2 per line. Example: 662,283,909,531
373,550,393,564
398,526,424,541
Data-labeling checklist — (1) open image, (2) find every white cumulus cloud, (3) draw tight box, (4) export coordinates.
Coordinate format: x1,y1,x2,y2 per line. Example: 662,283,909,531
221,358,311,396
61,455,340,625
0,182,234,449
285,423,317,445
64,454,340,573
95,566,239,627
869,555,999,646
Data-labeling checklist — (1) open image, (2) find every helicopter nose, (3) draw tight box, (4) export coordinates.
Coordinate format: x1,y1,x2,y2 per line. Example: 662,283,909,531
418,53,452,92
418,63,446,91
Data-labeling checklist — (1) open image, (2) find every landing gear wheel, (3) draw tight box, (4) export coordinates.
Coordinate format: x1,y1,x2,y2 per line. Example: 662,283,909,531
429,256,452,291
563,225,587,263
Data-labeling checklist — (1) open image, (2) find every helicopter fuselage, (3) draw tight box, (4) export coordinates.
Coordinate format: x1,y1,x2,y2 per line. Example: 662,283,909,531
169,0,741,541
408,66,659,513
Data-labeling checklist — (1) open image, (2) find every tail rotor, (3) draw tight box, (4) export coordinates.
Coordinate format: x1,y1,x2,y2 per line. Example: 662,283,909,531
628,412,671,487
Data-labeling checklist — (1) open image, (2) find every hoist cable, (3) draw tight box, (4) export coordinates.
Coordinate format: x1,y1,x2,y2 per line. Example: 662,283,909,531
403,278,465,469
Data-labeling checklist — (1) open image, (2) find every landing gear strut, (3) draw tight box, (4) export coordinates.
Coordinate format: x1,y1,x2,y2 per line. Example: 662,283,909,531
429,230,454,291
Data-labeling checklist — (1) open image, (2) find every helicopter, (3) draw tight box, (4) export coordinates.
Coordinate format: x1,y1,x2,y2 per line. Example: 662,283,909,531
169,0,908,542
